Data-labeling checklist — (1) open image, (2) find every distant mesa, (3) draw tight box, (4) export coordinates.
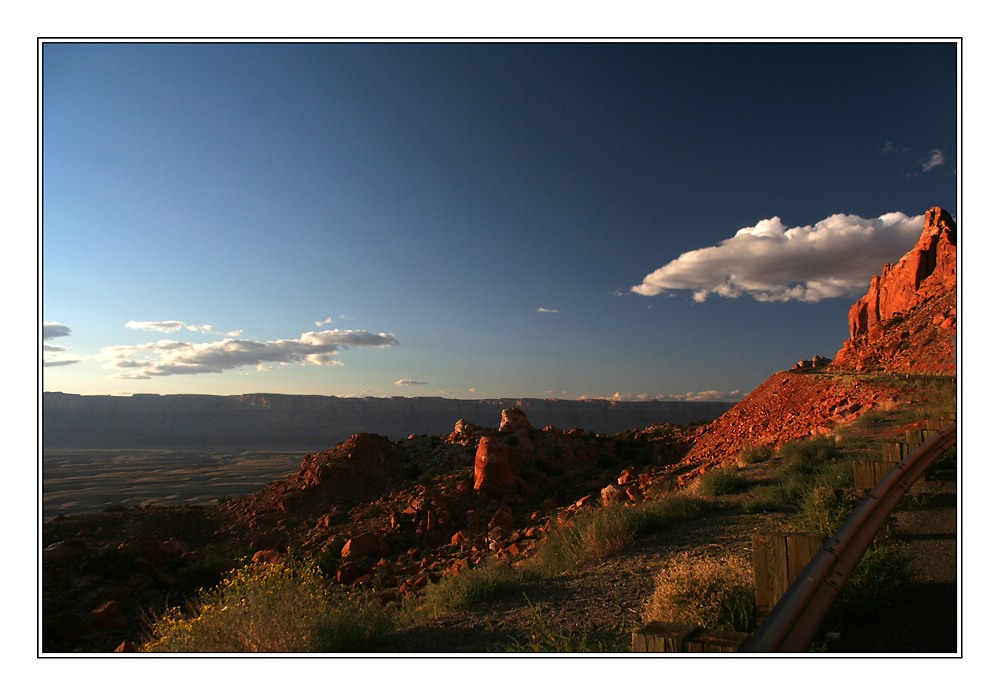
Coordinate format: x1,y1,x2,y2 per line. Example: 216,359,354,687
42,393,732,450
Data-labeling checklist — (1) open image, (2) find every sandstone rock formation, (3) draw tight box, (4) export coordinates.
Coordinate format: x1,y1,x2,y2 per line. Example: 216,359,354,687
833,206,957,373
473,436,516,499
499,407,533,433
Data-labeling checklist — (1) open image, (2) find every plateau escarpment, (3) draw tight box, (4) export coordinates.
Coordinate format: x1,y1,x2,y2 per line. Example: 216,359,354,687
42,393,732,449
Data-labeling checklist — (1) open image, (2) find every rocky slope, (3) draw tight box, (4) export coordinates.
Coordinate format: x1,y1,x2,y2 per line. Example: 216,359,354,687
671,206,958,483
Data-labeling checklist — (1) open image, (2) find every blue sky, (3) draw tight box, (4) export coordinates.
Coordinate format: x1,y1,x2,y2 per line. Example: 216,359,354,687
41,41,958,400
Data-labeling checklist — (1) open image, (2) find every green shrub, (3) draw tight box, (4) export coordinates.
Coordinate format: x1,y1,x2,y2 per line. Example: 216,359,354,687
698,467,747,496
142,558,391,652
526,495,709,578
779,436,837,472
825,543,910,628
743,434,852,516
796,459,856,534
421,561,524,615
740,443,772,465
642,552,756,633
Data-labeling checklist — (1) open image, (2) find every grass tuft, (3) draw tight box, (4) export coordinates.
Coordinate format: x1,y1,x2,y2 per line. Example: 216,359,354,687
506,599,615,652
421,561,524,616
740,443,773,465
642,552,757,633
697,466,748,497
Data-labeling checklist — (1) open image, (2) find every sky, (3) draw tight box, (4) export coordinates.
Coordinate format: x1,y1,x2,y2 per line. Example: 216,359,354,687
40,40,958,401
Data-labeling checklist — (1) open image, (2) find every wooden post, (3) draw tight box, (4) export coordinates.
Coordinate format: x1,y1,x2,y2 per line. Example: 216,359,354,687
631,622,747,652
882,441,903,464
752,533,824,617
631,622,696,652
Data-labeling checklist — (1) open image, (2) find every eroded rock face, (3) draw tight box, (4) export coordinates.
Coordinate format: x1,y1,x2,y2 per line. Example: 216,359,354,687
297,433,398,503
499,408,533,433
834,206,957,373
473,436,516,499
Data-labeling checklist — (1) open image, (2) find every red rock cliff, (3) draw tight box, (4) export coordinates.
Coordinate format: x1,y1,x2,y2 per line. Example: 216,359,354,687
833,206,957,373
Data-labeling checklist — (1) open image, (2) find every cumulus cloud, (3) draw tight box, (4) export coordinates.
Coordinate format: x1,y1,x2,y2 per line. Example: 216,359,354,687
43,322,80,367
99,329,399,379
631,212,924,303
921,148,946,172
395,379,427,386
536,307,560,313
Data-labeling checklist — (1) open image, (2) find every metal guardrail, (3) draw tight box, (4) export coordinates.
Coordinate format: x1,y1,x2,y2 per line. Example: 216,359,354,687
740,421,958,652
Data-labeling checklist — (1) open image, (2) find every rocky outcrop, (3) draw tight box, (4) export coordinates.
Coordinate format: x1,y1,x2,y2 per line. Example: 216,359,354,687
499,408,533,433
473,436,516,499
833,207,957,373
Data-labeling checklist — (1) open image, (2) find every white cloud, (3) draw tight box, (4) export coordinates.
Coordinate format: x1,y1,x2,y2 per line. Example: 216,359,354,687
536,307,560,313
315,314,356,327
632,212,924,303
922,148,945,172
880,140,911,154
99,329,399,379
126,320,238,335
395,379,427,386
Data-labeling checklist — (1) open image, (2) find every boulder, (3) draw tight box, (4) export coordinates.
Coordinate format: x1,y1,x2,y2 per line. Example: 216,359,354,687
601,484,627,506
341,532,390,559
90,600,128,630
251,549,284,564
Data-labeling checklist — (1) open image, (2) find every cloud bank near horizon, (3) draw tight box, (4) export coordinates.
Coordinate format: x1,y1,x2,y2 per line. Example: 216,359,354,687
580,389,744,403
99,327,400,379
631,212,924,303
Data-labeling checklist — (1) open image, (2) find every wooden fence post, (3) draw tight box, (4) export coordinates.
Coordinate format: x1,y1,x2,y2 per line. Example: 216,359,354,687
631,621,747,652
752,533,825,617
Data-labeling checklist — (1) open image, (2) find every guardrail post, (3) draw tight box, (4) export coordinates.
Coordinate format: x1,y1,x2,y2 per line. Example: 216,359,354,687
752,533,825,618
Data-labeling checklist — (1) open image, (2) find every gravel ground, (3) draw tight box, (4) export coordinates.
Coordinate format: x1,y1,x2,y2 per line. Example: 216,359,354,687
375,504,793,654
829,471,959,654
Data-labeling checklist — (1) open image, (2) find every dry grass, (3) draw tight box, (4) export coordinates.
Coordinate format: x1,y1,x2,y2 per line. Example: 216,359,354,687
642,551,756,633
141,558,392,652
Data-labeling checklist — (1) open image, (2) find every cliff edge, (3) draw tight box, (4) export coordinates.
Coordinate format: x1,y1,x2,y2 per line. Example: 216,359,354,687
831,206,957,374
